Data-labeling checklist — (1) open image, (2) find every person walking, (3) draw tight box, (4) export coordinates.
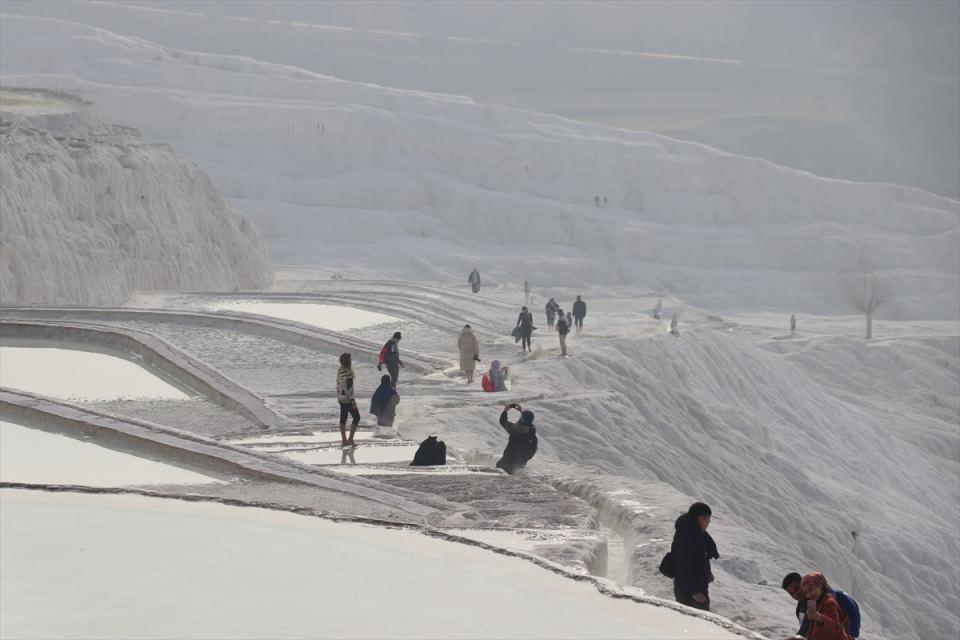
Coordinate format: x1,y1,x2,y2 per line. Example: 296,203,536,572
468,268,481,294
556,309,570,356
369,374,399,427
457,324,480,383
516,306,534,353
791,314,797,334
670,313,680,337
496,403,538,474
572,295,587,333
524,280,531,306
545,297,559,331
336,353,361,447
800,572,853,640
378,331,404,387
670,502,718,611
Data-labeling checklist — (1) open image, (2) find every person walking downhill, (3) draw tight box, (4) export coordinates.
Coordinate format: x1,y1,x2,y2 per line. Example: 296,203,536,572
468,268,481,294
556,309,570,356
800,572,853,640
670,502,719,611
457,324,480,383
378,331,404,387
496,403,538,474
369,374,399,427
516,306,534,353
545,297,559,331
336,353,361,447
572,295,587,333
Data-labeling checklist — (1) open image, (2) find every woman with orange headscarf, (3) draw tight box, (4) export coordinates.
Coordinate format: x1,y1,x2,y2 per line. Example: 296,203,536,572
801,572,852,640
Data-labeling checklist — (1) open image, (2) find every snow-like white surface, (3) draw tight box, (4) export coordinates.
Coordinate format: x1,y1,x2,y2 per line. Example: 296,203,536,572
0,489,741,639
0,346,189,401
0,15,956,317
278,443,420,466
0,420,219,487
0,90,270,306
208,301,398,331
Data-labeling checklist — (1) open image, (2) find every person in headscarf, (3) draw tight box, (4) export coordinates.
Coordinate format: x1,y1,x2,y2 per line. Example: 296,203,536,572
457,324,480,383
489,359,508,392
369,374,399,427
496,403,538,474
516,306,534,353
670,502,719,611
800,572,852,640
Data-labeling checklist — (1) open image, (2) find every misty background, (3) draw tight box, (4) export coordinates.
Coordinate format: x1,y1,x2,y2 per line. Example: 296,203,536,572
6,0,959,197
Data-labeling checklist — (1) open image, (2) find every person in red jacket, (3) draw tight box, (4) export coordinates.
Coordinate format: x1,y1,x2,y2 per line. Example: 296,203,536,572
801,572,852,640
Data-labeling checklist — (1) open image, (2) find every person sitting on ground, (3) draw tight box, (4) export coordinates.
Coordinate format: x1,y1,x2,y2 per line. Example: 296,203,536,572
783,572,811,637
496,403,538,474
336,353,361,446
800,572,852,640
670,502,719,611
483,359,508,392
369,374,399,427
457,324,480,383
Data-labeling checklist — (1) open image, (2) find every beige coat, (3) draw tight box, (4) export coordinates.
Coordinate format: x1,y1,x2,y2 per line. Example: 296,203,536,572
457,328,480,373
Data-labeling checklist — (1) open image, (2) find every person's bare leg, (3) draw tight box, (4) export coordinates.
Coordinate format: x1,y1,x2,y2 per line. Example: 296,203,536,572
348,423,358,445
339,424,347,446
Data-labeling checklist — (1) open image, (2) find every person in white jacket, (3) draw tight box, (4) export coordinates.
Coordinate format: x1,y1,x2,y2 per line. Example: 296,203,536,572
457,324,480,383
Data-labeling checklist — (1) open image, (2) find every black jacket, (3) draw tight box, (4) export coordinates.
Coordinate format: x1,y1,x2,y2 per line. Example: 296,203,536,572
670,513,719,598
573,300,587,318
497,410,538,473
516,311,534,332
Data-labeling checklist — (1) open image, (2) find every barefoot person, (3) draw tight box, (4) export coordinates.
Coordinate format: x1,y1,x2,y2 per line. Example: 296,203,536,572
336,353,361,446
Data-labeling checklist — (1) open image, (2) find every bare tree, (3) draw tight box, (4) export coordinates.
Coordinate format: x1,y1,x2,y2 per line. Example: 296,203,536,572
849,253,883,340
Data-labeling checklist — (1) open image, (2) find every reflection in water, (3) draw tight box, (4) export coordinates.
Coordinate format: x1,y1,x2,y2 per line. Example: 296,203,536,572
340,447,356,465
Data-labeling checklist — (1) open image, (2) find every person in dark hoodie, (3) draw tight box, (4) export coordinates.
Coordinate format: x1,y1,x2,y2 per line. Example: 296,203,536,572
670,502,719,611
496,403,538,474
369,374,399,427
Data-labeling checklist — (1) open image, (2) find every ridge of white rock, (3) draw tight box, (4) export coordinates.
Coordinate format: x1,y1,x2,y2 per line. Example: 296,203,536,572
0,88,271,306
1,14,957,318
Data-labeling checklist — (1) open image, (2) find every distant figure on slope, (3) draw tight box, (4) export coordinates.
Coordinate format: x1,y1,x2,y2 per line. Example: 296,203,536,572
653,298,663,320
670,502,718,611
378,331,404,387
800,572,854,640
572,295,587,333
594,195,601,206
670,313,679,337
556,309,570,356
524,280,531,305
791,314,797,334
457,324,480,383
369,374,399,427
496,403,538,474
336,353,361,446
468,268,481,294
545,297,559,331
516,306,535,353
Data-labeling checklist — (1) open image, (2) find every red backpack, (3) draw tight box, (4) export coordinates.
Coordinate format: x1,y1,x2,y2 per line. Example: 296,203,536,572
481,373,494,392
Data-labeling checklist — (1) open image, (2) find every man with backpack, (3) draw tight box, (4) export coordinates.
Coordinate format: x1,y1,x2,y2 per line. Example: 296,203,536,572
378,331,404,387
496,403,538,474
782,572,861,638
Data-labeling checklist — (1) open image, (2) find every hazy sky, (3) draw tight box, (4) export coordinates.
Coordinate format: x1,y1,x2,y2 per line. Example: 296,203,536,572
8,0,959,194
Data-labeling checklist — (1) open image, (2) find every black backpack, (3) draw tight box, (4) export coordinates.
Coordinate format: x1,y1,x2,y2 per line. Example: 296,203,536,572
658,551,676,578
411,436,447,466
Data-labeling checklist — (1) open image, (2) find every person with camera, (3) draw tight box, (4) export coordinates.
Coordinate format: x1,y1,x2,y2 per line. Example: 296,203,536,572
496,403,538,474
